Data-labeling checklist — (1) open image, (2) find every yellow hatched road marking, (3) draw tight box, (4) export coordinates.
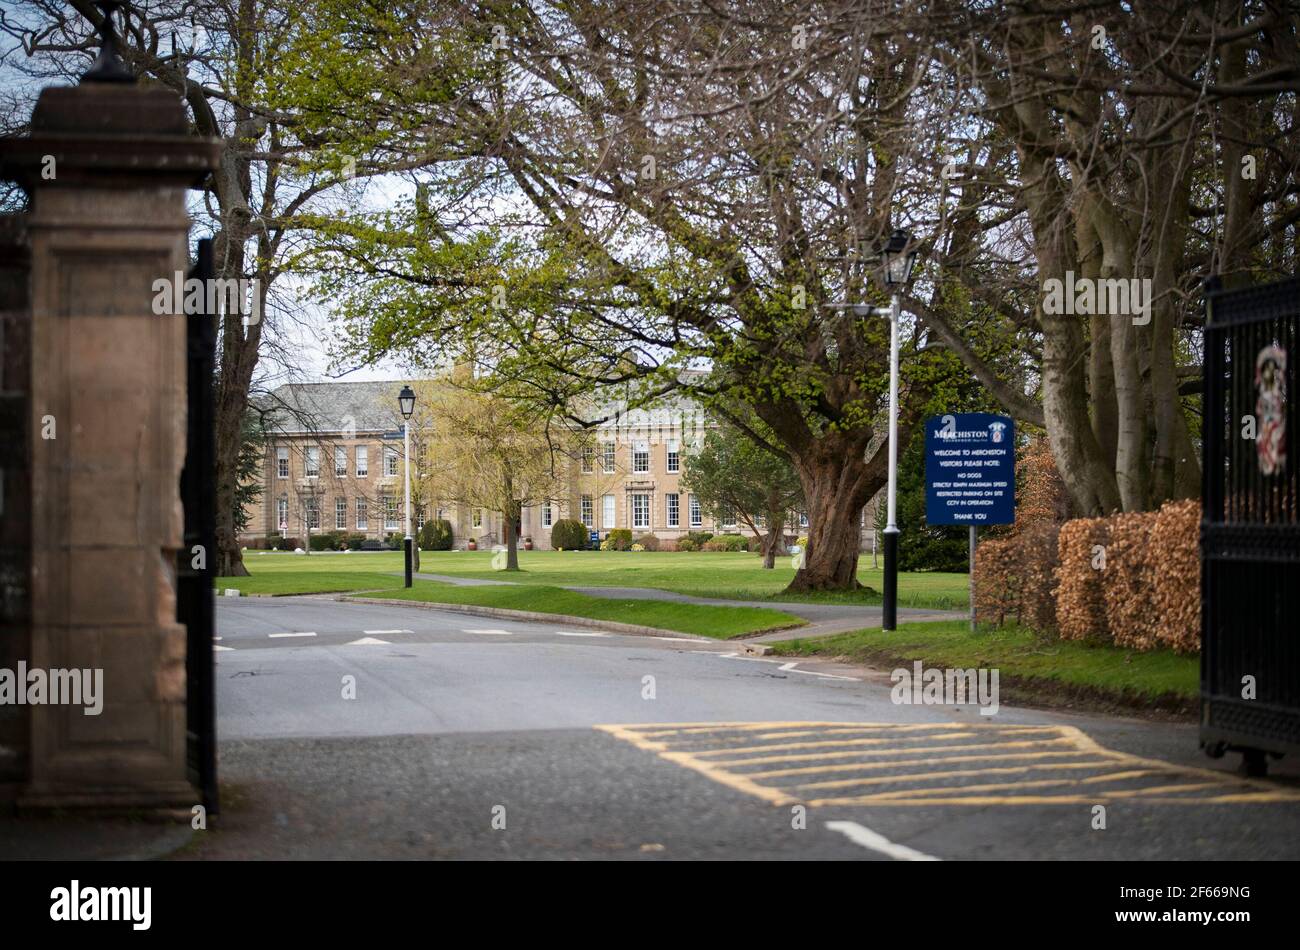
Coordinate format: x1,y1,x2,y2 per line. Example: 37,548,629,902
691,732,981,757
745,748,1101,780
596,721,1300,807
797,760,1128,792
632,721,1034,739
858,771,1180,800
749,726,1057,741
711,736,1081,769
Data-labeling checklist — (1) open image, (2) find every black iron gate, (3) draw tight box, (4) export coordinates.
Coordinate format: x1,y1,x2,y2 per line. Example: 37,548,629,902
178,237,218,812
1202,275,1300,774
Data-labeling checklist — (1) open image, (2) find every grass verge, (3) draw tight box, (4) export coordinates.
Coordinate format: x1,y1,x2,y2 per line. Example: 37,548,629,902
771,620,1198,714
214,571,405,596
357,581,805,639
226,550,968,609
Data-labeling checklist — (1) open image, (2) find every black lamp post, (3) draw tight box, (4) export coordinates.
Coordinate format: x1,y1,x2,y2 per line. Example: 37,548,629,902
878,228,919,632
398,385,416,587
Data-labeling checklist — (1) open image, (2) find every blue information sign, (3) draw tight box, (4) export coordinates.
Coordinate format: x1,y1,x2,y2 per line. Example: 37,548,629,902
924,413,1015,526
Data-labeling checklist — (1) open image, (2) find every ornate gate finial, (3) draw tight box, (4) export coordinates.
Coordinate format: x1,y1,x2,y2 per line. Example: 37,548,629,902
81,0,135,84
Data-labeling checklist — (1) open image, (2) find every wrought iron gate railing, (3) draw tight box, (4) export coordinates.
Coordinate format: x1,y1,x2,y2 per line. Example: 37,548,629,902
178,237,218,812
1202,275,1300,770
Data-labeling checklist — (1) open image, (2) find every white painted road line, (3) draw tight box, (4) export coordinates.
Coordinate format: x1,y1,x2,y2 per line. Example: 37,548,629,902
364,629,412,635
346,637,391,645
464,628,513,636
825,821,941,861
214,645,234,652
778,662,858,681
556,630,608,638
269,632,316,639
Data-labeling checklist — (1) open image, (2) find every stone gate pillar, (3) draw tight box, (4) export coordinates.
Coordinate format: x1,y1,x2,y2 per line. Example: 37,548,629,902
0,57,219,807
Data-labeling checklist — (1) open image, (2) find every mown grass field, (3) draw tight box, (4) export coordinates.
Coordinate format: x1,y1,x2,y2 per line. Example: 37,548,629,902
223,549,968,609
771,621,1199,702
216,570,405,596
365,581,804,639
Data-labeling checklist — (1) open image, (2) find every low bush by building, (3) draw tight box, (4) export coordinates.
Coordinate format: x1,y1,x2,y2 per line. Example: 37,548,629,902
601,528,634,551
550,519,588,551
419,518,454,551
702,534,748,552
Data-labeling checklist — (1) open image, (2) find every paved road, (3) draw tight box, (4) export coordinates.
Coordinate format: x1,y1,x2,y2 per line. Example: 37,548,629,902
188,597,1300,860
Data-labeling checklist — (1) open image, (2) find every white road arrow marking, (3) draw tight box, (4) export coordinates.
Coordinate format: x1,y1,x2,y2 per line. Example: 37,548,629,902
825,821,941,861
346,637,390,645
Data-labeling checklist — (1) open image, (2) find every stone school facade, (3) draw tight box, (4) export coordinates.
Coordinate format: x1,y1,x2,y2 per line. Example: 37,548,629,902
242,380,883,552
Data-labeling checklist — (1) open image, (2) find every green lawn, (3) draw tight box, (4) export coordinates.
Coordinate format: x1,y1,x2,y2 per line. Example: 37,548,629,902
216,570,406,596
771,621,1198,703
361,581,804,639
225,549,968,609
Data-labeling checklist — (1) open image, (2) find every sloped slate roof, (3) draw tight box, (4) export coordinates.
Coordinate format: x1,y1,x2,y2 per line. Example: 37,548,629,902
258,374,709,437
260,381,411,435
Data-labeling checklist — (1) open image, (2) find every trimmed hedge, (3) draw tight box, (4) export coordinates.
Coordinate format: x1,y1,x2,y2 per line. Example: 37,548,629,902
420,518,454,551
1103,512,1160,650
551,519,588,551
974,500,1202,653
1054,517,1112,643
702,534,748,552
973,522,1058,630
1149,500,1201,653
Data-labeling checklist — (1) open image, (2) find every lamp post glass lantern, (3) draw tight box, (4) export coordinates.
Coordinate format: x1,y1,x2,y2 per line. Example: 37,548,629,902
881,228,918,287
879,228,918,632
398,386,415,587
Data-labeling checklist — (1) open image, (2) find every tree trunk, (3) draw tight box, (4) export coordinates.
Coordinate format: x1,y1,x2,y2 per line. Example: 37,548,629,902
762,524,782,569
505,507,520,571
410,507,421,573
784,442,882,592
212,232,262,578
761,499,785,569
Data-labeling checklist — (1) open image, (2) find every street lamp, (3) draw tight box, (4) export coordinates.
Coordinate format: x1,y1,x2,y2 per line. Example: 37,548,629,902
879,228,918,632
398,385,416,588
